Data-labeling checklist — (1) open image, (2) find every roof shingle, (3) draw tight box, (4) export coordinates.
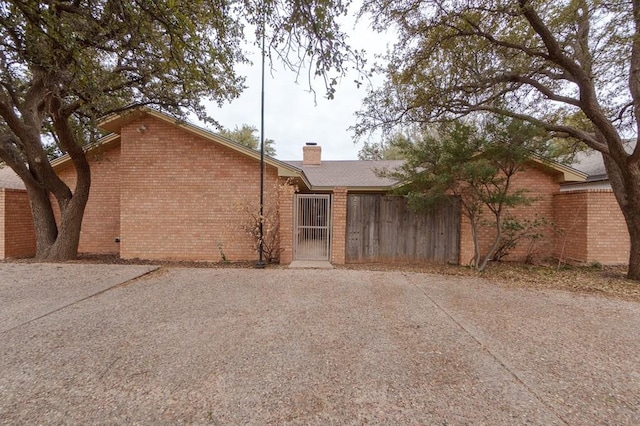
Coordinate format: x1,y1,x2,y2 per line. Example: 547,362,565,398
286,160,403,188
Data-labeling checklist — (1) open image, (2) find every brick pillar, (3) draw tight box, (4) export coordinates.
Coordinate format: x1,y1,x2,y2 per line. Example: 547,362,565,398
2,189,36,259
278,179,296,264
458,214,474,266
331,187,348,264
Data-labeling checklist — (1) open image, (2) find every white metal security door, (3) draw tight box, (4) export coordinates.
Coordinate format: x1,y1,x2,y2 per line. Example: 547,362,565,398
293,194,331,260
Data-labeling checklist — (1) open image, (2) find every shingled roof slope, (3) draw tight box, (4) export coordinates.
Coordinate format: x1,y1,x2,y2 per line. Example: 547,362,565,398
0,167,25,190
570,140,637,182
286,160,403,189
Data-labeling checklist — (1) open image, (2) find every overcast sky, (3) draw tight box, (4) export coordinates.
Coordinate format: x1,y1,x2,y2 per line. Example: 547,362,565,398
200,6,393,161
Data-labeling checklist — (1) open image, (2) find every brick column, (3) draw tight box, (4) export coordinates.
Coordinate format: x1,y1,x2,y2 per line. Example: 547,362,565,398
2,189,36,259
458,215,474,266
278,179,296,265
331,187,348,264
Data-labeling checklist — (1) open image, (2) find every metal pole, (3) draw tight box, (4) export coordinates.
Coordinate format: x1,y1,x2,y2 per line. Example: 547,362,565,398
256,7,266,269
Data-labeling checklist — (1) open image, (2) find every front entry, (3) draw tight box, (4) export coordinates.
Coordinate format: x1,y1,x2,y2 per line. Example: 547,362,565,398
293,194,331,260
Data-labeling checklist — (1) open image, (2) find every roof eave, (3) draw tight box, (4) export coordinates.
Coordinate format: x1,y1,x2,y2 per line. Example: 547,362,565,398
306,185,395,192
50,133,121,170
529,155,588,183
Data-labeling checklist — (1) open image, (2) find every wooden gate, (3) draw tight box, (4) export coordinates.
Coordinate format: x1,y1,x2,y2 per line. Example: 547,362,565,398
294,194,331,260
346,195,460,263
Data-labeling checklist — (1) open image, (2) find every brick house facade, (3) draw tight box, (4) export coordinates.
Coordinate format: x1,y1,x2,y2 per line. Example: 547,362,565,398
0,107,631,266
0,188,36,259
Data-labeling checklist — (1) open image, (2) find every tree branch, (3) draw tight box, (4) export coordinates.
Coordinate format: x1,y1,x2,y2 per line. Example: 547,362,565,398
469,104,608,153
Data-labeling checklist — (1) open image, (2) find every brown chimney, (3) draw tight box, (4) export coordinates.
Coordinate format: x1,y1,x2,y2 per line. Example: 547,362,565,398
303,142,321,165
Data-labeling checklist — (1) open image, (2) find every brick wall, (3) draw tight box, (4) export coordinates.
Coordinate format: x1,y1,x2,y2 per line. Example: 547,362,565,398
553,191,588,263
330,187,347,264
554,190,629,265
459,165,559,264
55,142,121,255
119,116,279,262
458,215,475,266
278,179,296,264
1,188,36,258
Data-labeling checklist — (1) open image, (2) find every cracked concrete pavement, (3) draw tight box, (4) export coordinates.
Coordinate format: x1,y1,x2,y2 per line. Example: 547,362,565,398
1,264,638,424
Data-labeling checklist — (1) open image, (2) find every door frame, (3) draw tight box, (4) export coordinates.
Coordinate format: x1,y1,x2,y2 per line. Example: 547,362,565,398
293,193,332,260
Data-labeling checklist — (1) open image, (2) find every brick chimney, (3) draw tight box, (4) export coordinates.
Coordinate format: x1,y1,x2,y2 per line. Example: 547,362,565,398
303,142,321,165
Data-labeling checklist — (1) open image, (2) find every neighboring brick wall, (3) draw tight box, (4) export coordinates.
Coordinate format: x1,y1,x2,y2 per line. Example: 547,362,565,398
119,116,279,261
585,191,629,264
278,179,295,264
55,142,121,255
554,190,629,265
553,191,589,263
458,215,475,266
1,188,36,258
330,187,347,264
459,165,559,264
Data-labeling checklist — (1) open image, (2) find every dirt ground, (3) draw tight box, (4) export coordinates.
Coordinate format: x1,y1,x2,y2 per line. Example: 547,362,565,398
340,261,640,302
12,254,637,302
1,262,639,424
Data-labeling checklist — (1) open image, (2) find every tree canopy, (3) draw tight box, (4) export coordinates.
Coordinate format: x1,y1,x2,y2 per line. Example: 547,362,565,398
357,0,640,280
387,117,546,270
0,0,357,260
358,132,406,160
220,124,276,156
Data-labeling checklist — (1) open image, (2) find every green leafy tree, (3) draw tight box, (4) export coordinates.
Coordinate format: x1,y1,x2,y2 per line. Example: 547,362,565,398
387,118,545,271
358,0,640,280
220,124,276,156
358,133,406,160
0,0,355,260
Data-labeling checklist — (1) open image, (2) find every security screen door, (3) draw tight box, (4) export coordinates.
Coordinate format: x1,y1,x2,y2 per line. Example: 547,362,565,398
293,194,331,260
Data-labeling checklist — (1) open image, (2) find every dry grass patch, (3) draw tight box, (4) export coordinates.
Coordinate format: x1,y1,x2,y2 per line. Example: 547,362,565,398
340,262,640,303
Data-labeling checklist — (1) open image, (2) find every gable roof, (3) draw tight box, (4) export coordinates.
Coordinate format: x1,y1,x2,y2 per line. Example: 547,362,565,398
47,106,592,192
98,107,307,184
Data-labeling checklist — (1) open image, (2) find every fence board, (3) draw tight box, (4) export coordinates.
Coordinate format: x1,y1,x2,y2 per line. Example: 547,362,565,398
346,195,460,263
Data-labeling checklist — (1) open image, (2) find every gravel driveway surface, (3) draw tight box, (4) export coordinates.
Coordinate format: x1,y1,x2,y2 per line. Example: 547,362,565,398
1,265,639,424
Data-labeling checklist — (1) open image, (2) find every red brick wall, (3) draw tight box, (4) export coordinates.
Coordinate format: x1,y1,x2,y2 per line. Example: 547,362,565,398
554,190,629,265
330,187,347,264
459,165,559,264
279,179,295,264
55,142,121,255
119,116,279,261
1,188,36,258
458,215,475,266
553,191,589,263
585,191,629,264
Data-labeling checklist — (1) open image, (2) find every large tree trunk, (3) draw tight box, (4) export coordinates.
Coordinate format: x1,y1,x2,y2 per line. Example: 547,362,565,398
27,185,58,258
602,153,640,280
26,180,90,261
19,107,92,262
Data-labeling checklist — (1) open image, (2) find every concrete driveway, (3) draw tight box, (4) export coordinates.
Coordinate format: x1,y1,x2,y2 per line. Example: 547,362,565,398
1,263,639,424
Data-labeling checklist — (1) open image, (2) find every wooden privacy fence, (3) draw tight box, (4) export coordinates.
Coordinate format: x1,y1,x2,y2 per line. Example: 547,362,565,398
346,194,460,263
